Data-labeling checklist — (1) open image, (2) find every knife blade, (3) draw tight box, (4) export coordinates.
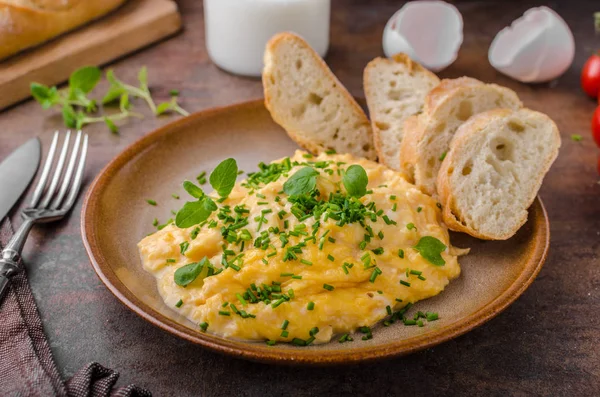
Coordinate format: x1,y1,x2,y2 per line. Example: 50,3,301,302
0,138,41,220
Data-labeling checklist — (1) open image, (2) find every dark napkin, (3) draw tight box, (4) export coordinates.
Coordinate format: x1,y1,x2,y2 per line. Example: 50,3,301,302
0,218,151,397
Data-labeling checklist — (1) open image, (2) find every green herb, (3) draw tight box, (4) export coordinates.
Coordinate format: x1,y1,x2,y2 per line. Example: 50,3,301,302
426,312,439,321
307,301,315,310
169,89,180,96
173,258,207,287
372,247,384,255
400,280,411,287
146,199,157,206
218,310,230,316
398,249,405,258
439,151,447,161
369,267,382,283
179,241,189,254
210,158,238,197
327,254,335,262
407,223,416,230
325,149,337,155
190,227,200,240
175,197,217,228
182,180,204,199
199,322,209,331
342,165,368,198
571,134,583,142
417,207,422,213
283,167,319,196
413,236,447,266
323,284,334,291
166,258,176,263
172,193,180,199
175,299,183,308
156,95,190,117
281,320,289,330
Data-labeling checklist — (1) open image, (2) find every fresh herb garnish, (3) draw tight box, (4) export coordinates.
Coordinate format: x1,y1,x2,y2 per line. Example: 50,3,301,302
183,180,204,199
175,197,217,228
173,258,208,287
413,236,447,266
283,166,319,196
571,134,583,142
210,158,238,197
342,165,368,198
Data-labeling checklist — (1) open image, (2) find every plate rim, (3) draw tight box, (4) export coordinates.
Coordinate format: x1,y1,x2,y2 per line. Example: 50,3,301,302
81,99,550,365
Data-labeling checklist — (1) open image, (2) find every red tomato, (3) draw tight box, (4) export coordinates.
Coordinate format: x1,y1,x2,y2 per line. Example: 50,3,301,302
593,106,600,147
581,54,600,97
597,155,600,176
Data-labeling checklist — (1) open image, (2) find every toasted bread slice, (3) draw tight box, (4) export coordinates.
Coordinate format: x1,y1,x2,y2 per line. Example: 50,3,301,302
263,33,376,160
437,108,561,240
399,77,522,195
363,54,439,170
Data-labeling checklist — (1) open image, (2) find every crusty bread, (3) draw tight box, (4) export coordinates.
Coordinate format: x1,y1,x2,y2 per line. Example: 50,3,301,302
263,32,376,160
0,0,128,60
399,77,522,195
437,108,561,240
363,54,439,170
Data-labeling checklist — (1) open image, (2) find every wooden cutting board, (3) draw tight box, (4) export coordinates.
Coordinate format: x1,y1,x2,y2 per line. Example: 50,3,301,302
0,0,182,111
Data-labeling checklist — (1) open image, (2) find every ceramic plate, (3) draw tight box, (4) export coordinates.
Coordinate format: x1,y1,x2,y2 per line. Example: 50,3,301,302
81,100,549,365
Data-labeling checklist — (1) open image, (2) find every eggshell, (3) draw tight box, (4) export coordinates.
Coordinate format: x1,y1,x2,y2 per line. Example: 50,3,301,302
489,6,575,83
382,1,463,72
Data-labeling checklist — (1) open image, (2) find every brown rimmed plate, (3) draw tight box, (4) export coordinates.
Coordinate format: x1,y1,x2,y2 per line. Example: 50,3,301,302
81,99,549,365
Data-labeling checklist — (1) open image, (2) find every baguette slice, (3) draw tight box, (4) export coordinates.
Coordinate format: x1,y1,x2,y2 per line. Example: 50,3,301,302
263,32,376,160
399,77,522,195
437,108,561,240
363,54,439,170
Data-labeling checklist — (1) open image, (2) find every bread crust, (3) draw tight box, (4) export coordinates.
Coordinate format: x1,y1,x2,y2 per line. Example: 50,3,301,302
363,53,439,169
263,32,376,160
436,108,561,240
0,0,128,60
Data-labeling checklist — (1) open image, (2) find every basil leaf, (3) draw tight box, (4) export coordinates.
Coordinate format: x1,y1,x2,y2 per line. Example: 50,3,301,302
413,236,447,266
174,257,208,287
30,83,59,109
342,165,368,198
283,166,319,196
209,158,238,197
104,117,118,134
183,180,204,199
175,197,216,228
62,104,77,128
68,66,101,97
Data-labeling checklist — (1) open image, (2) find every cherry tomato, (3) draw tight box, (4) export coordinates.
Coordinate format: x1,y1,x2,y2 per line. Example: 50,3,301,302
597,155,600,176
593,106,600,147
581,54,600,97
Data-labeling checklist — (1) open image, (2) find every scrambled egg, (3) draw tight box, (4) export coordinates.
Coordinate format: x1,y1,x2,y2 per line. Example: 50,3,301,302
138,151,461,344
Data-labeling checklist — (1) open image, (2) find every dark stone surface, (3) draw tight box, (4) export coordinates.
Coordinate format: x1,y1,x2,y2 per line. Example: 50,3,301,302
0,0,598,395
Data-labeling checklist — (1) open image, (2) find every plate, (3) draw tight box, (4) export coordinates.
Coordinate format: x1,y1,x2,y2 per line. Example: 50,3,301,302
81,99,549,365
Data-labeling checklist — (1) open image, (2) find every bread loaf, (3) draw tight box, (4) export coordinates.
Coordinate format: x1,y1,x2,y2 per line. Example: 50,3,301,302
398,77,522,195
263,32,376,160
437,108,561,240
363,54,439,170
0,0,128,60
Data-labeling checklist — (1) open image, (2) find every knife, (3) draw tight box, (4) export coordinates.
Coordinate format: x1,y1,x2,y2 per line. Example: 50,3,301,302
0,138,41,221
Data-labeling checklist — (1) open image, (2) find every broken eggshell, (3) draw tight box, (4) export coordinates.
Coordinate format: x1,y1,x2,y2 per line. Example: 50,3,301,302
489,6,575,83
382,1,463,72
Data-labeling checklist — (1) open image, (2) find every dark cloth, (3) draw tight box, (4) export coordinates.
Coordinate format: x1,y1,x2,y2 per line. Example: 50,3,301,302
0,219,151,397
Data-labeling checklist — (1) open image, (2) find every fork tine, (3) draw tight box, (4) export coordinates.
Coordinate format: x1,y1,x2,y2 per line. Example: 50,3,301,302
61,133,88,212
51,130,82,209
39,130,71,208
30,131,59,207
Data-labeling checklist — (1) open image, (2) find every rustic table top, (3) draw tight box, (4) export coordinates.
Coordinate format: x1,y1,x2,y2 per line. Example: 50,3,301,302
1,0,598,395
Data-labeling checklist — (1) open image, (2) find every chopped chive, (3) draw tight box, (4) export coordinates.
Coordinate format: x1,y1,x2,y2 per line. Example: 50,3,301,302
307,301,315,310
266,340,276,346
236,293,248,306
300,259,313,266
395,298,403,302
404,319,417,326
152,218,159,227
280,272,294,277
175,299,183,308
439,151,447,161
221,302,229,308
400,280,411,287
282,320,289,329
172,193,180,199
179,241,189,254
406,223,416,230
372,247,384,255
325,149,337,155
369,267,382,283
417,320,424,327
218,311,230,316
390,195,397,200
426,312,439,321
323,284,334,291
199,322,209,331
281,330,289,338
392,203,397,212
291,275,302,279
327,254,335,262
339,334,350,343
309,327,319,336
386,305,392,315
417,206,422,213
292,338,306,346
190,227,200,240
409,270,422,275
328,236,336,243
377,231,384,239
418,275,426,280
146,199,157,206
398,249,405,258
166,258,176,263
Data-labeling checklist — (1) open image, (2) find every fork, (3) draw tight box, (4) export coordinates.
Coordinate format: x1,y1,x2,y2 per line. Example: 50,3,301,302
0,130,88,302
